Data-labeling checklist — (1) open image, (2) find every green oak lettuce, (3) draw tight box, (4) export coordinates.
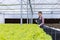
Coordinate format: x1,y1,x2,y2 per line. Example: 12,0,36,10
0,24,52,40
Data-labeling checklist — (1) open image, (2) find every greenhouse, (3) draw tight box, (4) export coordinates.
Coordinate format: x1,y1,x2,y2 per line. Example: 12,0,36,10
0,0,60,40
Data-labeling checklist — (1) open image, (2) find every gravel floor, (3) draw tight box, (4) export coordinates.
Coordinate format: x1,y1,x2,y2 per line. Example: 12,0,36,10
45,23,60,29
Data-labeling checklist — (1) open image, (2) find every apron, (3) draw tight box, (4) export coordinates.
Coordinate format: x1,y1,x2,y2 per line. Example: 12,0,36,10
37,17,44,28
37,17,42,24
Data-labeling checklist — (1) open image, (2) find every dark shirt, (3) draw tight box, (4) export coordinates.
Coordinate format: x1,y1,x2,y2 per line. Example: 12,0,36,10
37,16,44,26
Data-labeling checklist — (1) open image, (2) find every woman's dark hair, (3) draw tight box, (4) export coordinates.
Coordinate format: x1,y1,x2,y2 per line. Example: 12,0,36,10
38,11,42,14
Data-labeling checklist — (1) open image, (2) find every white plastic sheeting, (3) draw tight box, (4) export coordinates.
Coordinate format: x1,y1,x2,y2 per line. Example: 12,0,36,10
0,14,4,23
0,0,60,23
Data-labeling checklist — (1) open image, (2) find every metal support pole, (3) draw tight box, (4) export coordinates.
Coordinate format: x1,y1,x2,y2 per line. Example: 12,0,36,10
27,0,28,24
28,0,33,24
55,31,56,40
3,13,5,24
21,0,22,24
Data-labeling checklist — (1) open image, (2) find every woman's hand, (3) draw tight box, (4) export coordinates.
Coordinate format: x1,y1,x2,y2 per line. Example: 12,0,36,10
38,25,40,27
35,20,37,23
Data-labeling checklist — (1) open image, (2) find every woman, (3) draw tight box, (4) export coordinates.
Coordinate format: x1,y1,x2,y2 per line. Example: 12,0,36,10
35,11,51,35
35,11,44,28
